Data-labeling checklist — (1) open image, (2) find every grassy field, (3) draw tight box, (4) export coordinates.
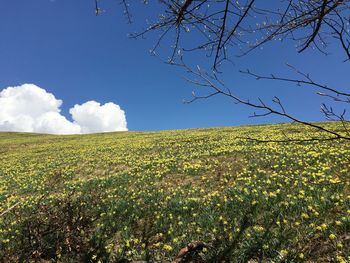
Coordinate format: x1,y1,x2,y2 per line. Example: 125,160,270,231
0,122,350,262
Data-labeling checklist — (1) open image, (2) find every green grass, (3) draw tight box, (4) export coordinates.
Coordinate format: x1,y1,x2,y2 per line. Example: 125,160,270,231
1,122,350,262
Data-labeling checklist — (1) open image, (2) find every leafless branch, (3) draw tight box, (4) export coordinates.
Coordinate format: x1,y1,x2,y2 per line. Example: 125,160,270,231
102,1,350,142
175,59,350,141
240,65,350,98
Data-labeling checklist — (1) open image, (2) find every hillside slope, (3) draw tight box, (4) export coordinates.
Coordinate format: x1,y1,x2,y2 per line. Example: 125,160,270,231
1,123,350,262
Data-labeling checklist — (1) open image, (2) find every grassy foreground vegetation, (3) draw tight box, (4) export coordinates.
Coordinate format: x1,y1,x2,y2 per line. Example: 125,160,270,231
1,123,350,262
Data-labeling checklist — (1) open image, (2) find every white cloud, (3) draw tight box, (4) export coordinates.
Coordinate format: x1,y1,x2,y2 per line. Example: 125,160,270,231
35,112,81,134
0,84,128,134
70,101,127,133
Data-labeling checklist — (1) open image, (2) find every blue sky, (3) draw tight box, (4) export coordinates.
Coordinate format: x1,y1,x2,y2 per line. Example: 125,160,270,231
0,0,348,131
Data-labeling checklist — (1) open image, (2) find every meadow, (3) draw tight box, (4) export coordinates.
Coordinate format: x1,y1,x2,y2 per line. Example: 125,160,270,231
0,123,349,262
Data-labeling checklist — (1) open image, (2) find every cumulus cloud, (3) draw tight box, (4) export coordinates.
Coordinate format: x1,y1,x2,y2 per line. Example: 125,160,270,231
0,84,127,134
70,101,127,133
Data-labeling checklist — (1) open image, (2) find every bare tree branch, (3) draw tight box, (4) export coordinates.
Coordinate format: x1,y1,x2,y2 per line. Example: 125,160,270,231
175,59,350,141
106,1,350,142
